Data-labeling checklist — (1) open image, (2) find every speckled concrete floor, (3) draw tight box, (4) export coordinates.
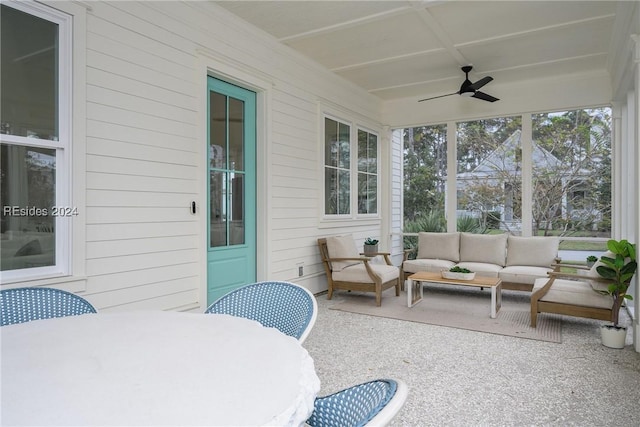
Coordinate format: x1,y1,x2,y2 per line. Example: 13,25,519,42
303,291,640,427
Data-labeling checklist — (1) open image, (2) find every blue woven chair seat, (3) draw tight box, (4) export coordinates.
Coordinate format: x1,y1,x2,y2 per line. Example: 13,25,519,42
1,287,97,326
204,281,317,342
307,379,406,427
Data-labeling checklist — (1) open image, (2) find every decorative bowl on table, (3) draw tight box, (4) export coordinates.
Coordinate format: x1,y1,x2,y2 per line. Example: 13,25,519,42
441,270,476,281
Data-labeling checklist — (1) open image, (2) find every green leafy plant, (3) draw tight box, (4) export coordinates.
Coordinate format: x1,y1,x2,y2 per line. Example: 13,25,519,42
449,266,472,273
595,239,637,327
364,238,379,246
586,255,598,263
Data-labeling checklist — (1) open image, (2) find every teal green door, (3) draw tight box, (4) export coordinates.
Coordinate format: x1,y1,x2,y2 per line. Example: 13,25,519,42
207,77,256,305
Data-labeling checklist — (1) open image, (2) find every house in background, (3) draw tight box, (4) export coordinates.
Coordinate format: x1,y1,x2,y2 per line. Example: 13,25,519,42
455,129,602,233
0,1,639,349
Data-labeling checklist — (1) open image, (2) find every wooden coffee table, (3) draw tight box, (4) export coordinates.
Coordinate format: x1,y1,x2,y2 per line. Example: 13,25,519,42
407,271,502,318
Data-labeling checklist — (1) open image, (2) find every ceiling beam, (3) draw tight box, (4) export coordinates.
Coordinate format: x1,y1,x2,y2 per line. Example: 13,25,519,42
277,6,411,43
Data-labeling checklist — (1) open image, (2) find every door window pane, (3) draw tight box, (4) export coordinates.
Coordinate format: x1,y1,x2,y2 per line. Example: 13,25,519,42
230,173,244,245
210,171,227,247
209,92,246,248
228,98,244,171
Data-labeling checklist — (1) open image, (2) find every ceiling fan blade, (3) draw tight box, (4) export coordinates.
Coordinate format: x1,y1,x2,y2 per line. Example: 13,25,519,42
469,76,493,91
418,92,458,102
472,91,499,102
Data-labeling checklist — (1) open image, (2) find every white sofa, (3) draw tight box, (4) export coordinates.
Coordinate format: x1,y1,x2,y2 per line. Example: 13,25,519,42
402,232,560,291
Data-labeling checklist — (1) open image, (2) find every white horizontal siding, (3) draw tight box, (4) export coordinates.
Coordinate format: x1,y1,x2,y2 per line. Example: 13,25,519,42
45,0,384,308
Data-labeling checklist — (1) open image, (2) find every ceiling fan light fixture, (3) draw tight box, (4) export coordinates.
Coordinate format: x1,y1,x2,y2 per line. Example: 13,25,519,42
460,89,474,97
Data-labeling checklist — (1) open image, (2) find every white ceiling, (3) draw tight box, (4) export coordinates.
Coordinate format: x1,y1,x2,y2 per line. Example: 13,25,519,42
215,0,622,102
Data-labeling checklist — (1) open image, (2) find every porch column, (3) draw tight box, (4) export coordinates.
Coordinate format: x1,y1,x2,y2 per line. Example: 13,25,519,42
631,35,640,352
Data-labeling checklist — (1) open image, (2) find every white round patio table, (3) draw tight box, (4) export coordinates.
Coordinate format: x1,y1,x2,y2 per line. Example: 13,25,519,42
1,310,320,426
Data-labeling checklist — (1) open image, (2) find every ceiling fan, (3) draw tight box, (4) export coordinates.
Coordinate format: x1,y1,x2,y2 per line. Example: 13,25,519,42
418,65,499,103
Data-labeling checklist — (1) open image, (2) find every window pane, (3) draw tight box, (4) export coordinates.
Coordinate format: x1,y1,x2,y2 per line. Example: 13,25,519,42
324,168,337,215
403,125,447,232
324,117,351,216
1,143,56,271
357,129,378,214
456,117,522,234
358,172,377,214
324,118,338,167
0,5,58,139
338,123,350,168
338,170,350,215
532,108,611,249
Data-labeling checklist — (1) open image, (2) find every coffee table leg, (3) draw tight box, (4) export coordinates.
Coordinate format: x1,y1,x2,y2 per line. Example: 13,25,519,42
407,278,423,307
490,282,502,318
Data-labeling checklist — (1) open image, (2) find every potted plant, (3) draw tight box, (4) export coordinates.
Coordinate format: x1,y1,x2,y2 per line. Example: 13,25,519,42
595,239,637,348
586,255,598,268
442,266,475,280
363,238,379,255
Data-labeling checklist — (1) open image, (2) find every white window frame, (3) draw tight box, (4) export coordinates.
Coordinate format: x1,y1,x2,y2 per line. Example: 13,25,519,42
321,110,381,222
0,0,72,283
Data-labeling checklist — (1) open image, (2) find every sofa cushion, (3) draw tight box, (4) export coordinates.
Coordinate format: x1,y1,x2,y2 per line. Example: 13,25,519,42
533,278,611,309
326,235,360,272
459,233,507,266
333,263,398,284
403,259,456,274
506,236,559,267
500,266,553,285
417,232,459,262
455,262,502,278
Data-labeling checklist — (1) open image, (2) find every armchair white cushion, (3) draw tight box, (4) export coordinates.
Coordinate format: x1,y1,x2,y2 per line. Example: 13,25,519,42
333,263,399,284
325,234,360,271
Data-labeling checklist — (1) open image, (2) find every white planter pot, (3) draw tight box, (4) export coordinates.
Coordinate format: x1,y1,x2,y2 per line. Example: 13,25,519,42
363,244,378,255
441,271,476,281
600,325,627,349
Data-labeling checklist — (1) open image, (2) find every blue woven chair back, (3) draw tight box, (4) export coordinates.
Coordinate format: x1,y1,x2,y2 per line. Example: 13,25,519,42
0,287,97,326
204,281,316,341
307,379,397,427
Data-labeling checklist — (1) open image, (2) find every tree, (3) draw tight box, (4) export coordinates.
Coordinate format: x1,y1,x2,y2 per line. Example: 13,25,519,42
403,124,446,222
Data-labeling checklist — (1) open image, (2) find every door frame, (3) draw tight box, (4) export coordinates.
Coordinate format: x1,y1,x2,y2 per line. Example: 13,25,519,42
197,51,272,310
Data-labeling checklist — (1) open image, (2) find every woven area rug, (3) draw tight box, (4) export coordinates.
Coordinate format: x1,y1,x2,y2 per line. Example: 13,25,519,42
328,284,563,343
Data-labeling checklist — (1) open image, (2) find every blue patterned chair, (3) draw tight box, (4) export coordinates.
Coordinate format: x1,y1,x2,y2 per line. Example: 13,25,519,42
0,287,97,326
307,379,408,427
204,281,317,343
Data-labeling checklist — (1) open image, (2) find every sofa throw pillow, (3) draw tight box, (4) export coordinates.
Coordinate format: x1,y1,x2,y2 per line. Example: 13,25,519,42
325,234,361,272
417,232,460,262
506,236,559,267
459,233,507,266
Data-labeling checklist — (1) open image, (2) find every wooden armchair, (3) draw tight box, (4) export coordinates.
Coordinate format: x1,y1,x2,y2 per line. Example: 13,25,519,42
530,261,614,327
317,236,400,306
